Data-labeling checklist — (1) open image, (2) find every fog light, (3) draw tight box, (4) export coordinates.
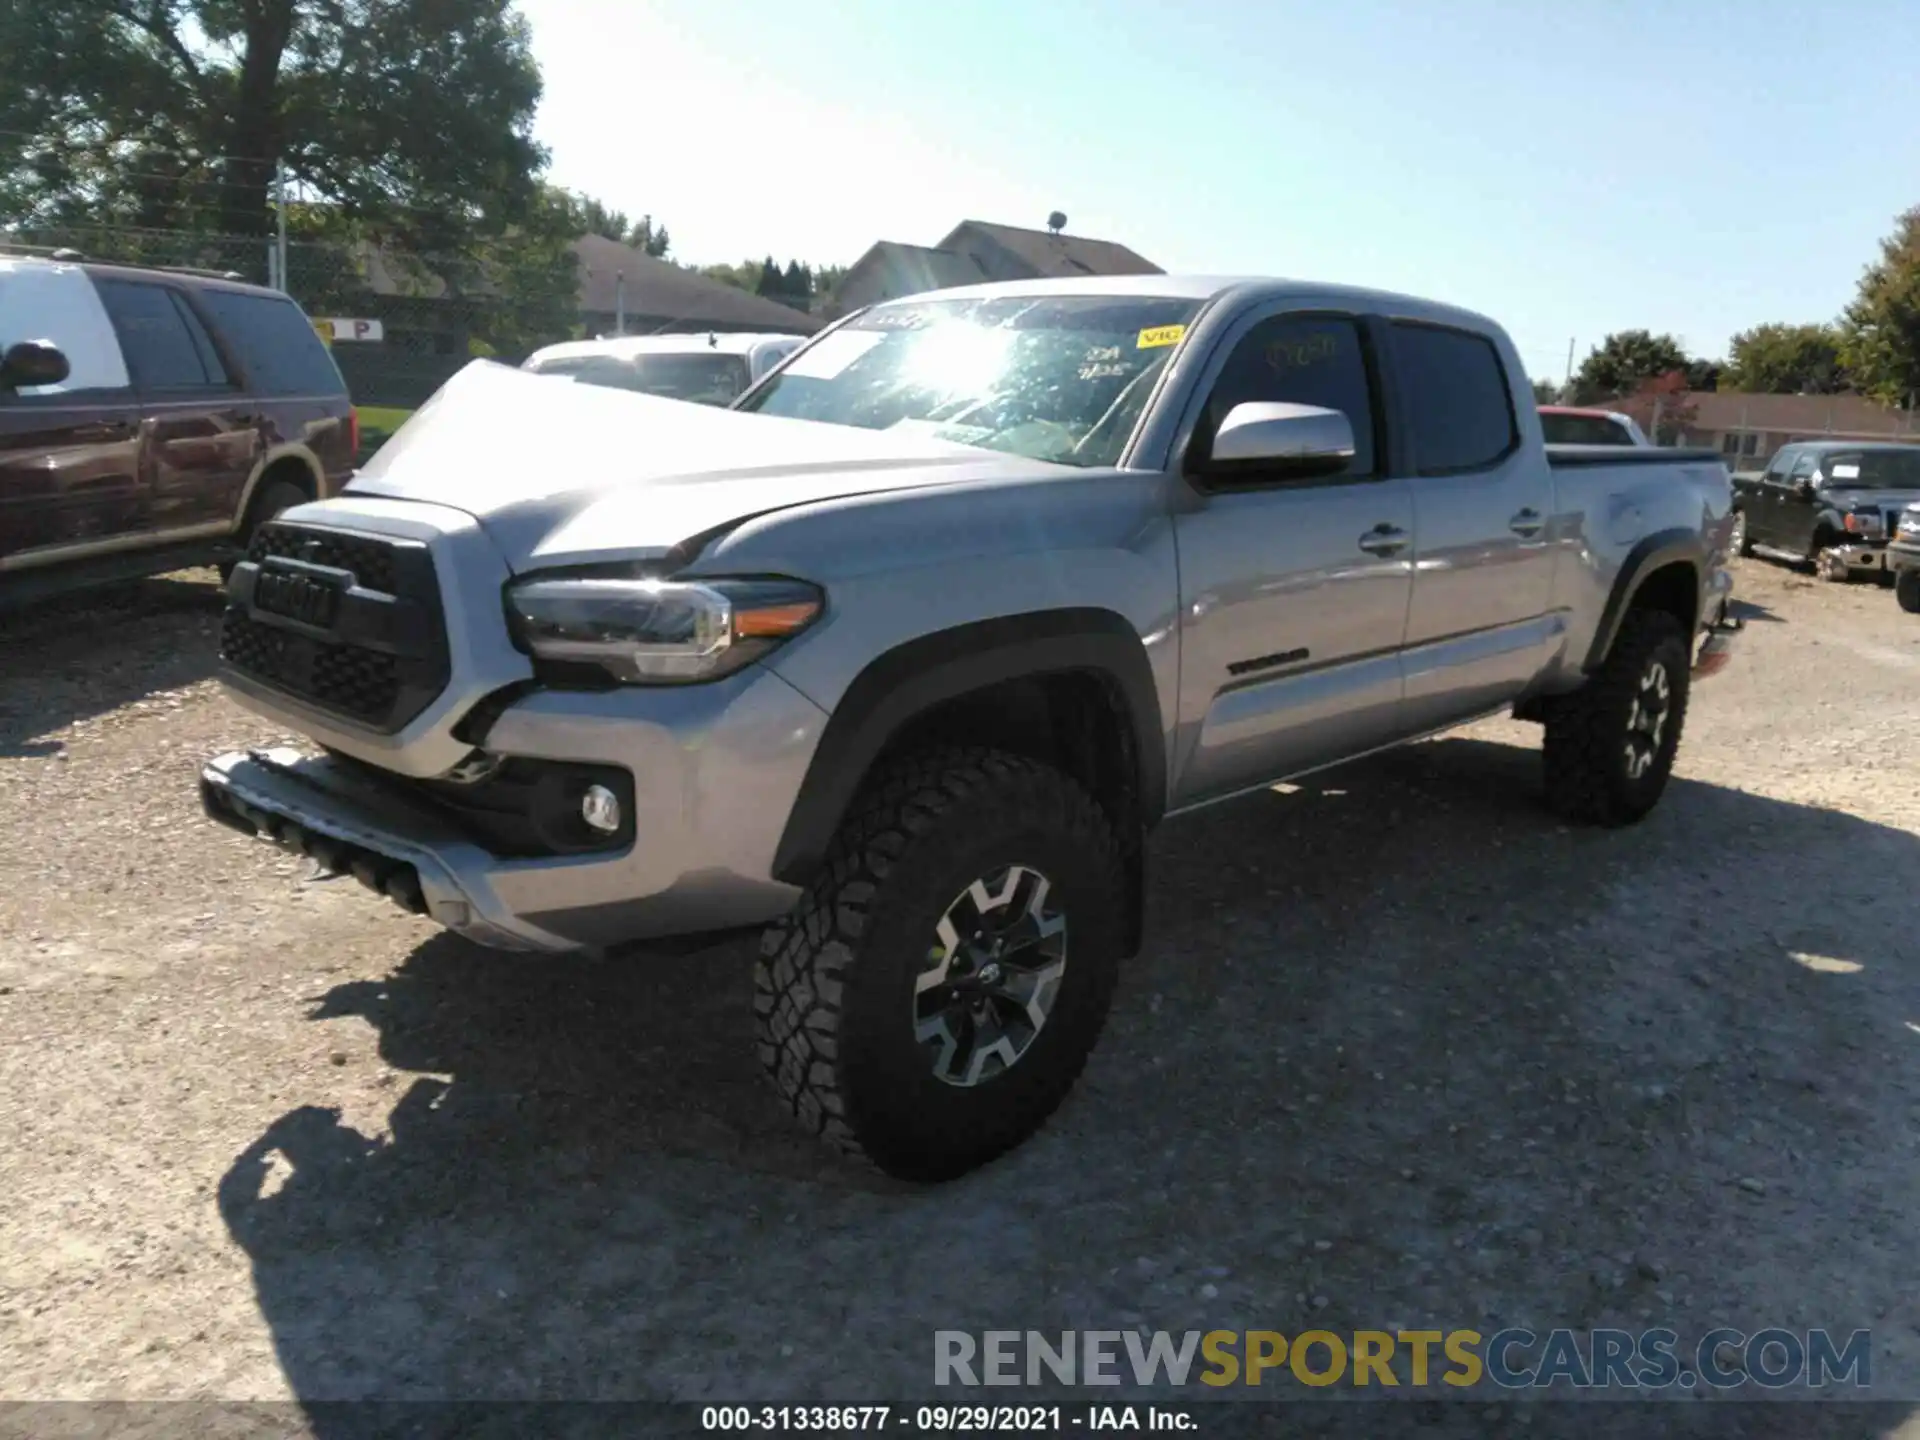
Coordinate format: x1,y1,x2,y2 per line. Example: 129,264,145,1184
580,783,622,834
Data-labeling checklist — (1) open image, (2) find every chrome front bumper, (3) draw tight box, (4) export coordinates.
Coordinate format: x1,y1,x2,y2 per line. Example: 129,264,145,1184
1820,542,1891,580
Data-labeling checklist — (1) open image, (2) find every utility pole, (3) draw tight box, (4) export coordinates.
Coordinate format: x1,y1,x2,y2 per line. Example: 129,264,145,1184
273,160,289,294
1563,337,1575,393
615,271,626,336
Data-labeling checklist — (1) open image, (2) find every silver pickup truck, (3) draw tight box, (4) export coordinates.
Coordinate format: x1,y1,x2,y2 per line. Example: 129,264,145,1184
200,276,1739,1180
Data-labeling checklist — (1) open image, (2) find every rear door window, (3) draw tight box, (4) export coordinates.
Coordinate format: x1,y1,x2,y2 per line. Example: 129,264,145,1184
194,289,347,396
1391,322,1519,474
95,278,227,392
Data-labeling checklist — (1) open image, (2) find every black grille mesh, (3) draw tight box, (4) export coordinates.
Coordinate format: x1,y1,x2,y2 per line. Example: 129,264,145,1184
222,522,446,731
248,524,397,593
221,610,400,722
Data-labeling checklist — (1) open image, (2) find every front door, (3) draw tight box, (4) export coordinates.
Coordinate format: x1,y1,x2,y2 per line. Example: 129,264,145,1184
94,277,257,535
1169,310,1413,808
0,261,145,567
1390,320,1563,732
1776,450,1822,556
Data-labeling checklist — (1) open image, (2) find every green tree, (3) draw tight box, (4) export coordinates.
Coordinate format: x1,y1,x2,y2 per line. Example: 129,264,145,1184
1531,378,1561,405
626,215,670,258
1840,205,1920,406
1570,330,1693,403
573,195,631,243
1722,322,1848,394
754,256,783,298
0,0,545,246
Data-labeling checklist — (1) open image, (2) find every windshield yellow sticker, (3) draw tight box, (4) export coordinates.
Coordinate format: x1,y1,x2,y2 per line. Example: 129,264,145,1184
1137,324,1187,349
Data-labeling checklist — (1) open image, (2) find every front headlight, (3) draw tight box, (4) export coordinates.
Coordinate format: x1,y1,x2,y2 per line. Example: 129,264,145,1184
507,575,823,684
1899,512,1920,538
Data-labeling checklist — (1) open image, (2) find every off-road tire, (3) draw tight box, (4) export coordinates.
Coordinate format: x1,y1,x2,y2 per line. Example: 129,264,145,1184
1542,609,1691,827
219,477,310,586
1898,569,1920,615
754,747,1126,1182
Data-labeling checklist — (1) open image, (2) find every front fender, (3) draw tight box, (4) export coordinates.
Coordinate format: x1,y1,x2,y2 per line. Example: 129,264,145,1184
769,608,1165,888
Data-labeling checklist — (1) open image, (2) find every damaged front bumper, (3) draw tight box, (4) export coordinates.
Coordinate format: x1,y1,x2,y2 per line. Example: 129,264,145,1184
202,747,578,952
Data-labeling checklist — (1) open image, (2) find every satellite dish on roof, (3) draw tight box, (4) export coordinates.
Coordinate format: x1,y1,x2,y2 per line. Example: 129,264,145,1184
1046,211,1067,235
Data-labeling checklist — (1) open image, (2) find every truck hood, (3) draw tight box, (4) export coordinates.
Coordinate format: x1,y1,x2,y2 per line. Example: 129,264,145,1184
345,360,1054,571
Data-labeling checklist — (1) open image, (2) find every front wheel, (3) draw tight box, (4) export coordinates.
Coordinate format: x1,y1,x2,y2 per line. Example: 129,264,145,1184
1898,569,1920,614
754,748,1126,1181
1542,610,1691,827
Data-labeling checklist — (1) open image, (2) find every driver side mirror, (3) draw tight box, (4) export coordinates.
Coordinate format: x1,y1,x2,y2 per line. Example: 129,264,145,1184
1795,477,1817,501
0,340,70,391
1194,402,1355,483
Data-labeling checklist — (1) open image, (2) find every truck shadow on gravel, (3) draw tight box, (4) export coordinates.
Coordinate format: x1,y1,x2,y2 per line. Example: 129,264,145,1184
0,573,225,752
215,735,1920,1434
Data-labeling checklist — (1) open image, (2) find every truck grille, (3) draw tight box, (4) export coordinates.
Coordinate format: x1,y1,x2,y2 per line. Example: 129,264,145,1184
219,521,451,733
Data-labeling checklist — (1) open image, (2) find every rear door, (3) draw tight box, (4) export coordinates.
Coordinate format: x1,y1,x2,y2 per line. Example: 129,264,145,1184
1168,308,1414,807
1391,320,1562,731
0,261,144,567
94,277,259,535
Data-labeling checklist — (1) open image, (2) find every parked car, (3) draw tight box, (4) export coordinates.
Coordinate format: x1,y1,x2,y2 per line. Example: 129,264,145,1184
0,249,356,607
1537,405,1652,447
1730,441,1920,582
1887,503,1920,612
200,276,1738,1181
520,332,804,406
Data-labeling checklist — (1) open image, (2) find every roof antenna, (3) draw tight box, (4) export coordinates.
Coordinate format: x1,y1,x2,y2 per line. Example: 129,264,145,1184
1046,211,1067,236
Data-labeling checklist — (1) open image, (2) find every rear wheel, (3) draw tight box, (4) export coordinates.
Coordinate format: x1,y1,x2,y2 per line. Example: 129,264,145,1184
754,747,1126,1181
1542,610,1691,827
1897,569,1920,615
1730,509,1753,557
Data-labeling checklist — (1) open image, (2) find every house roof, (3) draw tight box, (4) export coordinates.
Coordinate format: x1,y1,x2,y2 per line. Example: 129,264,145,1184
938,220,1163,278
846,242,992,297
571,235,822,334
1611,388,1919,438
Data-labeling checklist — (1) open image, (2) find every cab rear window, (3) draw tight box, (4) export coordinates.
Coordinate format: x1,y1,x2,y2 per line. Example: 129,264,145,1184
1540,412,1632,445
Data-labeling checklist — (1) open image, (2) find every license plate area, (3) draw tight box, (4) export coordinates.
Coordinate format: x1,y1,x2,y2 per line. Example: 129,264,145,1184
253,559,349,630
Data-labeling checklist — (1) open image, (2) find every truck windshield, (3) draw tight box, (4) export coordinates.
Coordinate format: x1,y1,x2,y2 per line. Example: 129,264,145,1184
529,351,750,405
735,294,1205,468
1820,450,1920,489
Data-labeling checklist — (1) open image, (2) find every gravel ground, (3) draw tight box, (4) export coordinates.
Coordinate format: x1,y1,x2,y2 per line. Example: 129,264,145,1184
4,557,1920,1434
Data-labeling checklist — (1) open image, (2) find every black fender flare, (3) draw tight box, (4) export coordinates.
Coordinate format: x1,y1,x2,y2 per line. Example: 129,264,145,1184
771,608,1166,888
1583,527,1706,672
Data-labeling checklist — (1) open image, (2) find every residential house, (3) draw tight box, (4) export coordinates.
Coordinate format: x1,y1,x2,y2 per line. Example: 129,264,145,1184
826,218,1163,319
1604,390,1920,467
572,234,823,338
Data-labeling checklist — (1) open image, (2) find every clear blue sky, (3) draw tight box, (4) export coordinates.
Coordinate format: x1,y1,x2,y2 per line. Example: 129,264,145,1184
519,0,1918,384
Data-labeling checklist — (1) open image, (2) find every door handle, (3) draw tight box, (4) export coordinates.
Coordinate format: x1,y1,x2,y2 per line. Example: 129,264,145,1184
1357,524,1409,556
1509,507,1545,537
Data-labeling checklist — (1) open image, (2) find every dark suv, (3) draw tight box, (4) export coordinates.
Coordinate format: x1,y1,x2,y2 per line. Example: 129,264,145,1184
0,248,355,607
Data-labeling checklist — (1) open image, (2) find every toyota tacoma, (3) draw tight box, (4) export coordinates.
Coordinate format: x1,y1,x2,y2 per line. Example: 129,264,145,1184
200,277,1740,1181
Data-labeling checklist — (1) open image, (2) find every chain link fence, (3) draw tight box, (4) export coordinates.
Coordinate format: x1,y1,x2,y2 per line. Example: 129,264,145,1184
7,223,579,413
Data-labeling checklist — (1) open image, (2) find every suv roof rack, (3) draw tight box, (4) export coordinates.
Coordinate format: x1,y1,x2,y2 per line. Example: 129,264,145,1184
0,241,250,284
